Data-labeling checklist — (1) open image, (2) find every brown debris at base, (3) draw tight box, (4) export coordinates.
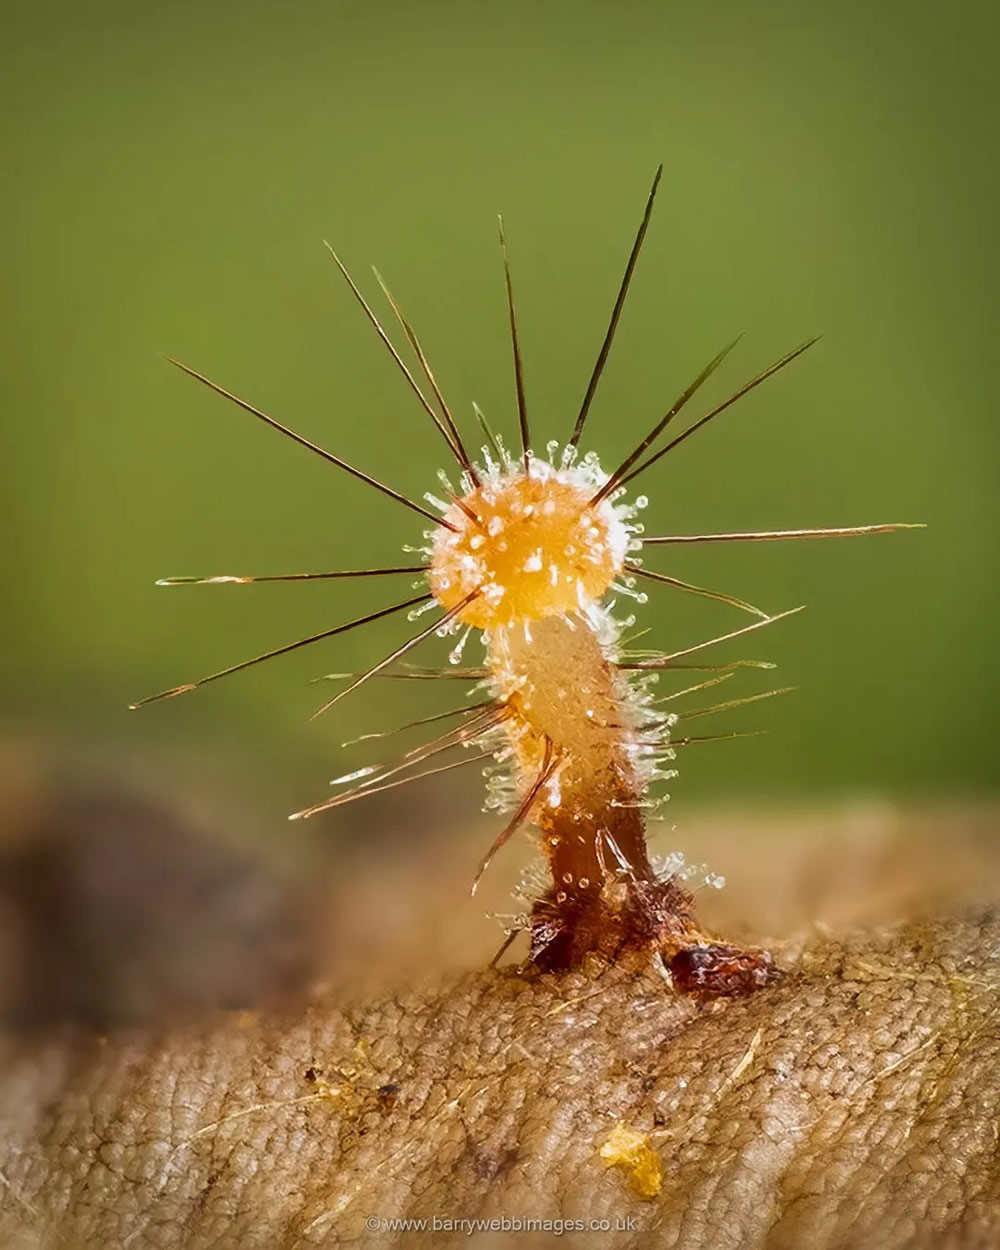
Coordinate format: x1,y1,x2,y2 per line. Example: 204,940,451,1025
524,870,781,998
669,941,780,997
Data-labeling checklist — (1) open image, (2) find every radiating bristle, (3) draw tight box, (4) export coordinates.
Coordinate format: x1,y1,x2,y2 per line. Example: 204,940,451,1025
323,242,469,476
128,592,430,709
669,729,768,748
311,666,490,684
616,337,821,489
619,605,806,671
289,750,494,821
629,564,769,619
497,216,531,471
654,672,736,704
569,165,663,451
590,335,741,505
471,738,560,895
156,565,426,587
488,928,521,970
473,402,504,462
400,703,506,762
372,268,479,484
678,686,797,722
340,699,494,747
309,591,480,719
653,659,777,673
297,705,509,820
330,705,506,800
643,523,926,545
165,356,452,530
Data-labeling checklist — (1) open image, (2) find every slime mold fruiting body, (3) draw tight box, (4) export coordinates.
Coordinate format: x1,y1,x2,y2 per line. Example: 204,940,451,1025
133,168,920,991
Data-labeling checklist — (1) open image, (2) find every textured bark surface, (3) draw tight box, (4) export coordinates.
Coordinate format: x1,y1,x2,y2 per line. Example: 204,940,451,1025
0,763,998,1249
1,909,999,1248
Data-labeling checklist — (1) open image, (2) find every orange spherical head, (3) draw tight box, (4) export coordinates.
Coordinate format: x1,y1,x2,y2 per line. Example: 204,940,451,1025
428,465,628,629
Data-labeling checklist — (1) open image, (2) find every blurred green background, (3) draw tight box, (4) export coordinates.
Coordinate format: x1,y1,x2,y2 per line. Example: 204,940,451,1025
1,0,996,818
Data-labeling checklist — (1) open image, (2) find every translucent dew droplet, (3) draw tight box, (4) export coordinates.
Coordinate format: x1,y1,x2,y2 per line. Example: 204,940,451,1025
329,764,380,786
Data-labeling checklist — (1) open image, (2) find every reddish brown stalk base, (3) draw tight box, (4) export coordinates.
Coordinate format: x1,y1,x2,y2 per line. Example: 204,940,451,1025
525,820,778,995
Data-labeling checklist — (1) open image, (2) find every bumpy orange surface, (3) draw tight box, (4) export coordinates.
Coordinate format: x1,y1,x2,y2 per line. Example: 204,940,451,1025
429,470,625,629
